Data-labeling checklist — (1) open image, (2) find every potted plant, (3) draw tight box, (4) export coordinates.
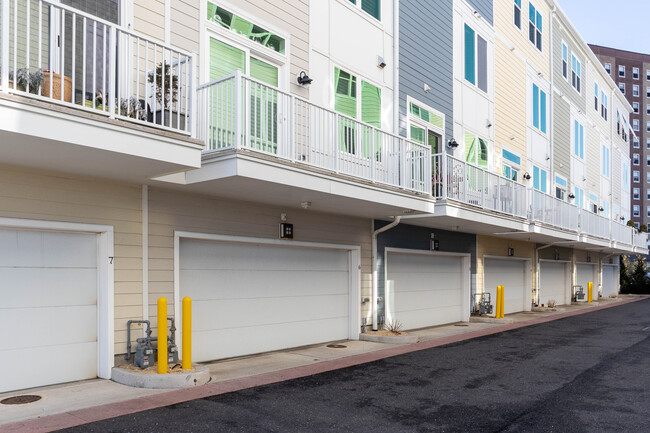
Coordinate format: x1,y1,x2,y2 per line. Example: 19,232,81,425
42,70,73,102
8,67,44,95
147,62,184,129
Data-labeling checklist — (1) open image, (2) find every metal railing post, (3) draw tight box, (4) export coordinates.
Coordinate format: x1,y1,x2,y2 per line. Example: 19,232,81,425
233,69,241,149
108,26,117,119
0,0,9,90
289,94,296,161
189,52,197,138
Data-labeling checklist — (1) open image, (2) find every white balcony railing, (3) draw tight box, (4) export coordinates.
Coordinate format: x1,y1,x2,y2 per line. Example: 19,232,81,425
0,0,193,134
530,189,579,231
634,231,648,249
196,70,431,194
579,210,610,239
611,221,633,245
432,153,527,218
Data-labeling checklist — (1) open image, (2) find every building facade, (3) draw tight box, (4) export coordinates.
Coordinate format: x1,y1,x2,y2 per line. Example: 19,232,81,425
0,0,646,394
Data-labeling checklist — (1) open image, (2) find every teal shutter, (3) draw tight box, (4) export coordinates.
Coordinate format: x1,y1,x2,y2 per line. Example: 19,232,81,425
533,84,539,129
361,0,380,20
540,90,546,133
464,24,475,85
541,169,547,193
533,166,540,190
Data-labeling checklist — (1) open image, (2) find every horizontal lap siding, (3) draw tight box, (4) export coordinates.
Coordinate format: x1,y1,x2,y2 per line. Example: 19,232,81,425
553,95,571,181
476,235,535,294
0,165,142,355
147,188,371,331
467,0,493,25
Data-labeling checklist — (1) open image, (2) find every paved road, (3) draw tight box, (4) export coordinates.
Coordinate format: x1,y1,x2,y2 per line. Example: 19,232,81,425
61,299,650,433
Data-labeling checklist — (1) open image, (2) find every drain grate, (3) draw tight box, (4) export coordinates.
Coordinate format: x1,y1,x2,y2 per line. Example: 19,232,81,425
326,344,347,349
1,395,42,405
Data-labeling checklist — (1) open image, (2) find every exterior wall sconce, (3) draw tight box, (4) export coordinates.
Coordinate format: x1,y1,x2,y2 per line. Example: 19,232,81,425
568,193,575,199
377,56,386,69
598,207,604,212
523,172,531,180
297,71,313,86
448,138,459,148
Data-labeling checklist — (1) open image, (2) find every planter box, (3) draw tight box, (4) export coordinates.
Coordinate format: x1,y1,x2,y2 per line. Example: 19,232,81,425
42,72,72,103
149,109,186,131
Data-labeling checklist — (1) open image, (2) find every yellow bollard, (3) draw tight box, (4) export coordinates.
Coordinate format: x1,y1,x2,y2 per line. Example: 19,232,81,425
495,286,502,319
588,281,593,303
500,285,505,318
182,296,192,370
157,297,168,374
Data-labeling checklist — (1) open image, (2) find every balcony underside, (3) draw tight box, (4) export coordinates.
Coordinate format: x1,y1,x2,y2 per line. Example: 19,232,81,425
0,95,203,183
150,150,436,219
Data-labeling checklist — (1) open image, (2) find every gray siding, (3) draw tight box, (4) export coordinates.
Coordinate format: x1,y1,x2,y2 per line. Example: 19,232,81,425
374,221,477,318
552,19,586,112
553,95,571,181
467,0,493,25
399,0,454,141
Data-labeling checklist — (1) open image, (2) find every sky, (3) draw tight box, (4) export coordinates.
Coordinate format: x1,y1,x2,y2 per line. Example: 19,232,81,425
556,0,650,54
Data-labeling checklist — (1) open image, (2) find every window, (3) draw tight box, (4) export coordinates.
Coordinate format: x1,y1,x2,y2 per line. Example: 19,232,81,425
647,138,650,149
464,24,488,93
528,2,542,51
647,189,650,200
619,65,625,77
573,120,584,159
633,170,640,183
647,86,650,98
594,82,599,111
514,0,522,29
646,155,650,166
624,164,631,191
619,82,625,94
533,165,547,193
408,101,444,157
605,63,611,74
647,69,650,80
603,146,611,176
633,102,640,113
562,42,569,80
633,205,640,217
634,67,640,79
464,132,489,168
634,137,640,148
348,0,381,21
555,175,567,200
589,193,599,214
646,172,650,184
647,121,650,132
532,83,547,133
647,206,650,217
647,104,650,115
633,85,640,97
574,187,585,209
633,153,640,165
634,188,640,200
601,91,608,120
502,149,521,181
571,54,581,93
633,119,640,131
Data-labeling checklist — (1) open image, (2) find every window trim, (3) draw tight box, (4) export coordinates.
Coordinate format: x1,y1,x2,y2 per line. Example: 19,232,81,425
528,2,543,52
406,96,446,153
633,67,640,80
633,188,640,200
346,0,382,22
633,84,640,97
532,82,547,134
464,23,488,94
604,63,611,75
571,53,581,94
562,41,569,81
619,65,626,77
513,0,522,30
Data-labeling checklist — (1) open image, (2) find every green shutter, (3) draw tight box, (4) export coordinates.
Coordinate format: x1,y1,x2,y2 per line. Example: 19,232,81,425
464,24,475,85
209,38,246,80
250,57,278,87
361,0,381,20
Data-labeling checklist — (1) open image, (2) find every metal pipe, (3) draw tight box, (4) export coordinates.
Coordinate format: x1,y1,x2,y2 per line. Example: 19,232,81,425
125,319,150,360
372,216,402,331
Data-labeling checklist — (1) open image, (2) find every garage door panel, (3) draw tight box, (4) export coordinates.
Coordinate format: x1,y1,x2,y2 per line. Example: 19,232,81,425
397,306,462,330
181,269,349,300
539,262,568,305
389,254,462,274
576,265,597,294
0,231,96,268
484,259,527,314
1,342,97,393
0,305,97,350
602,266,618,297
394,288,461,311
181,241,348,272
1,268,97,308
388,272,462,293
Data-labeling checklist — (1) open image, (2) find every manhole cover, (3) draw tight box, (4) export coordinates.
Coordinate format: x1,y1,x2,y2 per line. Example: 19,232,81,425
454,324,469,327
326,344,347,349
1,395,42,405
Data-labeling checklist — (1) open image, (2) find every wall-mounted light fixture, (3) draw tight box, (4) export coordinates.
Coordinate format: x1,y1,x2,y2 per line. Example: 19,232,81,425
523,172,531,180
568,193,575,199
448,138,459,148
423,83,431,93
297,71,313,86
377,55,386,69
598,207,604,212
300,201,311,209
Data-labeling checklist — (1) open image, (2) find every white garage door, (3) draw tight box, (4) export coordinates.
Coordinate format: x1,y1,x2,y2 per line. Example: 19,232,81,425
484,259,527,314
385,252,464,330
576,264,597,300
602,266,619,298
0,229,98,393
539,262,569,306
180,239,351,362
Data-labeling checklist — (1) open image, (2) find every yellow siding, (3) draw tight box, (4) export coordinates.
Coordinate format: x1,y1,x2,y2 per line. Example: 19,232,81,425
476,235,536,294
133,0,166,41
0,165,143,355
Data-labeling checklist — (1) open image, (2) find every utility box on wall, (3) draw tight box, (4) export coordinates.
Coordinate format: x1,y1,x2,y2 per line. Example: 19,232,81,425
279,223,294,239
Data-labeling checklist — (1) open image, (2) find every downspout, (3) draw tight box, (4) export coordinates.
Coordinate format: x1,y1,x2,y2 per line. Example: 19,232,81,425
393,0,400,133
372,216,402,330
549,6,556,183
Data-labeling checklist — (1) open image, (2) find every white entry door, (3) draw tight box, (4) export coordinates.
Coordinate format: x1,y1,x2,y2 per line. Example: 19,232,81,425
484,258,528,314
602,265,619,298
179,238,352,362
0,229,98,393
539,261,569,306
576,264,597,300
385,252,466,330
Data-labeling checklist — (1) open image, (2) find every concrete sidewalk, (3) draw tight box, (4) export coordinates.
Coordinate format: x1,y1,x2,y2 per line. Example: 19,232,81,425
0,296,640,433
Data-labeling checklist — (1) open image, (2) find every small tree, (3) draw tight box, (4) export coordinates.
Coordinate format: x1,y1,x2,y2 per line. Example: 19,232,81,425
628,255,649,294
147,62,179,109
626,220,636,228
640,224,648,233
620,255,631,293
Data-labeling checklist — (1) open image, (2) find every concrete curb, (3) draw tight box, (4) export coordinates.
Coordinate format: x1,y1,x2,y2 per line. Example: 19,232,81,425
1,296,644,433
111,366,210,389
470,317,514,324
531,307,567,313
359,333,418,344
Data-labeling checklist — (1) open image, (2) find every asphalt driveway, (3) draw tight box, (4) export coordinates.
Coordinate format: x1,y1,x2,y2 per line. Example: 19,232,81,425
60,298,650,433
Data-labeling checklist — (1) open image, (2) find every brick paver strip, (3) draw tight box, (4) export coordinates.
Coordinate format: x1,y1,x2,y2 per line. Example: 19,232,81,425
1,297,642,433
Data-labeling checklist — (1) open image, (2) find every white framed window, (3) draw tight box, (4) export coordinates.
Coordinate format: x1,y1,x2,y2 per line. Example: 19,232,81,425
647,69,650,80
555,175,567,200
619,82,625,94
647,189,650,200
407,97,445,158
532,83,547,134
605,63,611,75
633,205,640,217
464,24,488,93
634,137,640,148
574,187,585,209
528,2,542,51
601,91,608,120
646,155,650,166
533,165,548,193
647,138,650,149
646,172,650,184
634,188,640,200
346,0,381,21
647,104,650,115
594,82,599,111
514,0,522,29
571,54,581,93
647,86,650,98
633,67,640,80
633,170,640,183
633,85,640,97
603,145,611,176
633,153,640,165
647,121,650,132
633,102,640,113
562,42,569,80
647,206,650,217
633,119,640,131
573,119,584,159
502,148,521,181
619,65,626,77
